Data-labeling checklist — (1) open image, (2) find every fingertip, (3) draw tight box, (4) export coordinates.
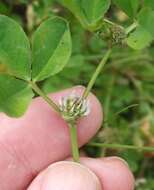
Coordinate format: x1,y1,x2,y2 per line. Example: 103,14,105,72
28,161,102,190
102,156,135,189
79,157,135,190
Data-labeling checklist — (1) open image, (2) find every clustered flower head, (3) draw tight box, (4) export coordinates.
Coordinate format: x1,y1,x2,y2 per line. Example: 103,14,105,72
111,24,126,44
59,92,90,122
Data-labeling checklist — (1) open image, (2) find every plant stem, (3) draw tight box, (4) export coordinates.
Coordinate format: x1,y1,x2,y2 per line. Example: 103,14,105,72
104,18,116,26
29,81,61,113
69,122,80,162
125,21,138,35
88,142,154,152
114,104,139,116
82,48,112,99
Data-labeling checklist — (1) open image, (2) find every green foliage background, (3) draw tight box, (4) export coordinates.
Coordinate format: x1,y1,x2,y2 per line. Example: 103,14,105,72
0,0,154,189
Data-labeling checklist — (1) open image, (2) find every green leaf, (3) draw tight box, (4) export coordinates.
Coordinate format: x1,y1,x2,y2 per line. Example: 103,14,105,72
59,0,110,30
0,15,31,80
0,74,34,117
138,7,154,36
127,26,153,50
80,0,110,25
113,0,139,18
32,16,72,81
59,0,88,28
144,0,154,10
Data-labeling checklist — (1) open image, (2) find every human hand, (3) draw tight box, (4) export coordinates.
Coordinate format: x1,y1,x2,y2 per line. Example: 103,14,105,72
0,86,134,190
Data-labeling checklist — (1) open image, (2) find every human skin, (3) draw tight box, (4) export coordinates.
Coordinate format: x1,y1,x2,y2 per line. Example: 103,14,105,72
0,86,134,190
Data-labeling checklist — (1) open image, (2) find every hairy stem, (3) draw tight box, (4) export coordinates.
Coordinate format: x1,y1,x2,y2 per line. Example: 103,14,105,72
82,48,112,99
88,142,154,152
29,81,61,113
69,122,80,162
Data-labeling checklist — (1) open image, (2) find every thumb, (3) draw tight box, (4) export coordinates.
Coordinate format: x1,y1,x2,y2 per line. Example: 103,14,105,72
28,161,102,190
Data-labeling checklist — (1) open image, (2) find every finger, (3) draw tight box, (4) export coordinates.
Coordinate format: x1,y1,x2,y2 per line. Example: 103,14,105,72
28,161,102,190
0,86,102,190
80,157,135,190
27,157,134,190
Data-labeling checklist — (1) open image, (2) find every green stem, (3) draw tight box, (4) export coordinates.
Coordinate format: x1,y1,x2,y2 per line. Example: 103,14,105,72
114,104,139,116
29,81,61,113
125,21,138,35
88,142,154,152
69,122,80,162
104,18,116,26
82,48,112,99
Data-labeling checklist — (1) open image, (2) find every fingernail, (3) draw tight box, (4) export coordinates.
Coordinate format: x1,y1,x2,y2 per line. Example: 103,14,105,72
104,156,129,167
